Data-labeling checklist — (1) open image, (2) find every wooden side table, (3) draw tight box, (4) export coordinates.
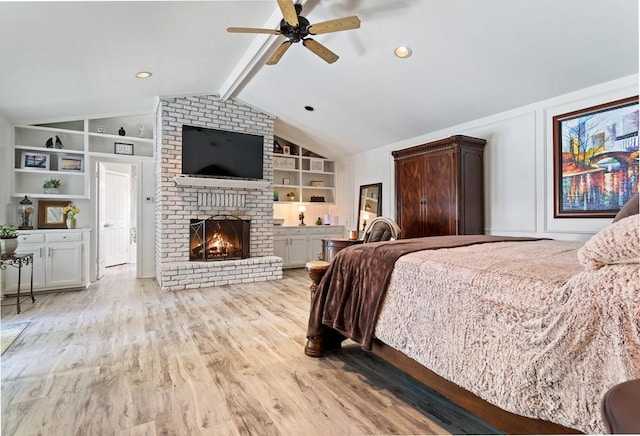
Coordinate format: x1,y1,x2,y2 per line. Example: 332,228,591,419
0,253,35,314
321,238,364,263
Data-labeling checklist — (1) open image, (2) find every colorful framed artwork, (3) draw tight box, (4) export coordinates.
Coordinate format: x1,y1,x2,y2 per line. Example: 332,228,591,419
553,96,639,218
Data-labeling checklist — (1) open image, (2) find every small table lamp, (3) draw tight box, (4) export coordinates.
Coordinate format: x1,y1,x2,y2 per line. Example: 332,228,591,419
362,212,370,231
298,205,307,226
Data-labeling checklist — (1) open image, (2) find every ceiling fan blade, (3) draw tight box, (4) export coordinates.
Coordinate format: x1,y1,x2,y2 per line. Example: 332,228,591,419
227,27,280,35
307,15,361,35
302,38,339,64
277,0,299,27
266,40,293,65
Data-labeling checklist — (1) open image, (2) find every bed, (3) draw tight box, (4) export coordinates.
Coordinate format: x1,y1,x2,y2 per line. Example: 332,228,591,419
305,212,640,434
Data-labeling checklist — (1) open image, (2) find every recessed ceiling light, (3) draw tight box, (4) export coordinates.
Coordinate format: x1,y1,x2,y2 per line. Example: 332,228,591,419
136,71,152,79
394,46,412,58
304,106,314,111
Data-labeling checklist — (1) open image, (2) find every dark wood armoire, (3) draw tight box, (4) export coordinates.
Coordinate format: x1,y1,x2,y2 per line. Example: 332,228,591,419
392,135,486,239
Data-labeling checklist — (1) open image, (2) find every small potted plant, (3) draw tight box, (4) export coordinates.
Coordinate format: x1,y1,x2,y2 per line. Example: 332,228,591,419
43,178,61,194
286,191,296,201
0,224,19,255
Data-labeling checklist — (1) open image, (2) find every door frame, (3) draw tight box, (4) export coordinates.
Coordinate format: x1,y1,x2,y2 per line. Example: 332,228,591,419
93,158,142,280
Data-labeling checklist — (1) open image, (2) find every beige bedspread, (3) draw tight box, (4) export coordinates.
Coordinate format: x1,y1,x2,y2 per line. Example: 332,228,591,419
375,239,640,433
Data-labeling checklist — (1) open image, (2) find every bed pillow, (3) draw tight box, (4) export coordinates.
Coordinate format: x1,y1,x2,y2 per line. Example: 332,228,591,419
578,214,639,270
612,192,639,222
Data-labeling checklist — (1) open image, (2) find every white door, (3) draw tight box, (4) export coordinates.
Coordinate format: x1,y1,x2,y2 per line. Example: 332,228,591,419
104,170,130,267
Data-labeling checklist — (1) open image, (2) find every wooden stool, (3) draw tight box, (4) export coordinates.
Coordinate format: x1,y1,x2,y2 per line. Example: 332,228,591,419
304,260,331,357
305,260,329,298
601,379,640,433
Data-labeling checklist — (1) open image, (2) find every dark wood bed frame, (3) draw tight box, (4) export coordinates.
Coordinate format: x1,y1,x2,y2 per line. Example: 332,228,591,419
371,340,580,434
304,263,582,435
306,331,580,434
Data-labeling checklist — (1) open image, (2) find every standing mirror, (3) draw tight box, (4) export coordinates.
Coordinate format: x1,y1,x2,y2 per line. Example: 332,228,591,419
357,183,382,232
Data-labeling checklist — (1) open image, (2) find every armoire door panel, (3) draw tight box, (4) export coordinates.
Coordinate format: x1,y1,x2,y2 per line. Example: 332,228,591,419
397,158,424,238
425,152,456,235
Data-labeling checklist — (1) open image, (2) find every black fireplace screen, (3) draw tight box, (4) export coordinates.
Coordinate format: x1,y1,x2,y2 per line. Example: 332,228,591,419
189,215,250,261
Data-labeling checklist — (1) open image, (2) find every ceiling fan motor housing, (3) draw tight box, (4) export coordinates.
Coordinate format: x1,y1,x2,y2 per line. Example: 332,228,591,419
280,15,310,43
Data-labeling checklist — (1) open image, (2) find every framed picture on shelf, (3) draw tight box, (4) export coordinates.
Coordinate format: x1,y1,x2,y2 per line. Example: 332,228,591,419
58,155,84,172
114,142,134,155
274,156,296,170
552,95,639,218
37,200,69,229
21,152,49,170
310,159,324,172
282,177,291,185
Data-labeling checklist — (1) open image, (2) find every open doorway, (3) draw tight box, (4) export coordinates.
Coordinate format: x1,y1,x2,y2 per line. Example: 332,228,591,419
96,161,138,280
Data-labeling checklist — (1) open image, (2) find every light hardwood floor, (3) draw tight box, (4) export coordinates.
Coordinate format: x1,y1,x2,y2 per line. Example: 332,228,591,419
1,265,499,435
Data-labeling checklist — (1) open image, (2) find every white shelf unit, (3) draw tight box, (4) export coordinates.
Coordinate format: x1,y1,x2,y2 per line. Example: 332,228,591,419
11,114,154,199
273,138,335,204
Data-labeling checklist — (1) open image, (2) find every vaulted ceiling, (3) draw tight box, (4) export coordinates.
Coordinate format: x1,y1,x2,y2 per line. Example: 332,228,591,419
0,0,637,159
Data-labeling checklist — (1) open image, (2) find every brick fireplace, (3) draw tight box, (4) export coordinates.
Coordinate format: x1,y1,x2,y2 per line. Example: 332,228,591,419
155,95,282,291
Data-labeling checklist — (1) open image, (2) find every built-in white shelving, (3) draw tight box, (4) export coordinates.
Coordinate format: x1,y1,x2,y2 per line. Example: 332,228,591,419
11,114,154,199
273,137,336,204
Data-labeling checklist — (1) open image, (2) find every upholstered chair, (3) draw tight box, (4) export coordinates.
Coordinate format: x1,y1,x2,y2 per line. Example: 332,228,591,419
362,217,400,243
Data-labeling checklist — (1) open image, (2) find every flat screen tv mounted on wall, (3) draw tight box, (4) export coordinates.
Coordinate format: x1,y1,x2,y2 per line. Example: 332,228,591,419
181,125,264,180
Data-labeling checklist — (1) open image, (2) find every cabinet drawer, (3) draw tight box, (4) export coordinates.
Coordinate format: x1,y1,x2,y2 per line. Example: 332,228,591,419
17,233,45,244
46,232,83,243
273,228,288,236
274,227,306,236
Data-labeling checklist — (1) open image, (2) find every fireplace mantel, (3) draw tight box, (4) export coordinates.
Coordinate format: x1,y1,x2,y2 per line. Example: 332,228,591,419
173,176,270,190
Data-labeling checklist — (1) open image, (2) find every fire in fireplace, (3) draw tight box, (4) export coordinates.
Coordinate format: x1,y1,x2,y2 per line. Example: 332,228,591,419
189,216,250,261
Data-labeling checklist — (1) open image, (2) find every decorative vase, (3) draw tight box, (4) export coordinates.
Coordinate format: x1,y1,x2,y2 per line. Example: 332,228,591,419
44,188,59,195
118,126,126,136
66,217,76,229
0,238,18,255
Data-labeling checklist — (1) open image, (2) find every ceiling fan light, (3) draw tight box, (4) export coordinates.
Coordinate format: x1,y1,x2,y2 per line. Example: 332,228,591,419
394,46,412,58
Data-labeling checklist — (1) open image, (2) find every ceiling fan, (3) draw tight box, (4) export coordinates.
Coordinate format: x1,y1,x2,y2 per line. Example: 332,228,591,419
227,0,360,65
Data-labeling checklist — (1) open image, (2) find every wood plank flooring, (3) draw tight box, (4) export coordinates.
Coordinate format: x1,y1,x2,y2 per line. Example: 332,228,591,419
1,265,499,435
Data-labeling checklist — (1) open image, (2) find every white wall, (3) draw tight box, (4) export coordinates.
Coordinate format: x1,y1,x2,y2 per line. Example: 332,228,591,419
338,75,638,241
0,115,11,224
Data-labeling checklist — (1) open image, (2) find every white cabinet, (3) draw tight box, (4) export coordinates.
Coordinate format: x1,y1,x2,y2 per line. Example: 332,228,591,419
3,229,90,293
274,227,308,268
274,226,344,269
12,114,153,200
273,137,336,204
